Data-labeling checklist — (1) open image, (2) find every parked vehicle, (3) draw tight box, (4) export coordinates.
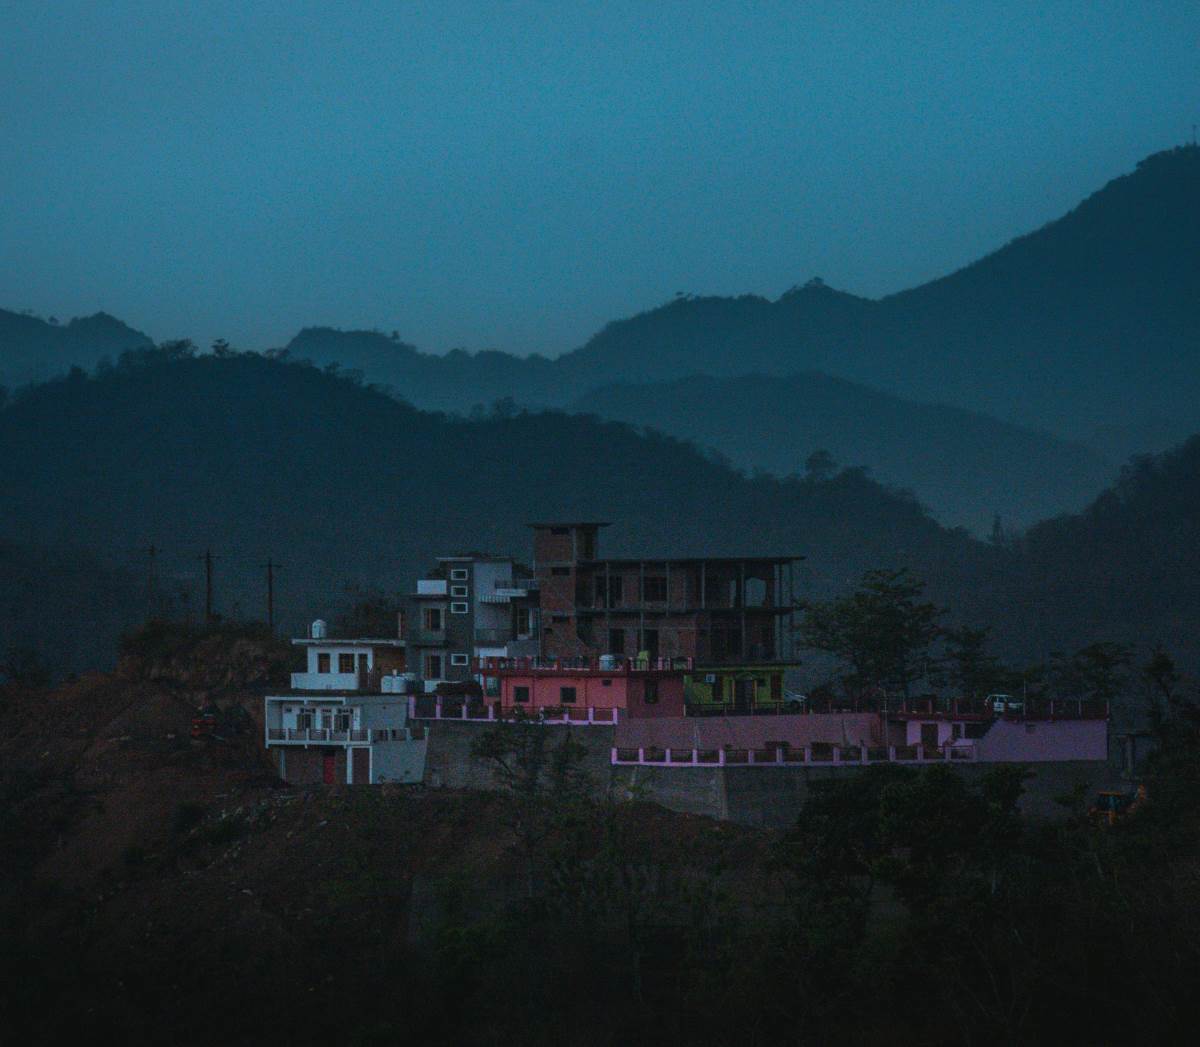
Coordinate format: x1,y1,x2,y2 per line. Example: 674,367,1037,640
988,693,1024,715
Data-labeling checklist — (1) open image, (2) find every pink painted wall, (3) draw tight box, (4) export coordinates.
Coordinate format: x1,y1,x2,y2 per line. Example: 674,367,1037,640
974,719,1108,762
499,673,685,718
904,721,960,747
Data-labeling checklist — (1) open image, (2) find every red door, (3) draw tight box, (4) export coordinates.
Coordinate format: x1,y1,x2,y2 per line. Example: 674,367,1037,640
322,752,335,785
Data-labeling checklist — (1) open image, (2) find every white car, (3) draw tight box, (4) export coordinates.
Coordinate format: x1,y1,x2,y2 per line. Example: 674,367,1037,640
988,693,1024,715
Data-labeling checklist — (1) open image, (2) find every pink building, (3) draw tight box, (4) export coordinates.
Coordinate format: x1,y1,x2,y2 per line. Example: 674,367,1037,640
478,656,687,719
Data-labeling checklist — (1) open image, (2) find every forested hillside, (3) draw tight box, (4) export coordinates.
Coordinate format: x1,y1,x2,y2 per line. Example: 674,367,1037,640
977,436,1200,661
0,347,979,673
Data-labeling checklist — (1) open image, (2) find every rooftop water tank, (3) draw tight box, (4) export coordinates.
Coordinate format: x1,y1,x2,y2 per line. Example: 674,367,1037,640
311,619,327,639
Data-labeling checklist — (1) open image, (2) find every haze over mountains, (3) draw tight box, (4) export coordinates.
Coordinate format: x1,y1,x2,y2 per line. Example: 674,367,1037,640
0,349,979,672
3,348,1198,678
2,145,1197,535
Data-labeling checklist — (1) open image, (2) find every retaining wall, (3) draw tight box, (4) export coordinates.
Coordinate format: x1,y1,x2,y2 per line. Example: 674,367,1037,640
421,720,1124,826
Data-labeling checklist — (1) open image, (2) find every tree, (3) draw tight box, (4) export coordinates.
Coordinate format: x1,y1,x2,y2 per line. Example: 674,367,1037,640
2,646,52,688
1050,642,1132,703
943,625,1005,698
1142,646,1181,724
335,589,404,637
798,568,943,698
471,716,589,896
805,448,836,481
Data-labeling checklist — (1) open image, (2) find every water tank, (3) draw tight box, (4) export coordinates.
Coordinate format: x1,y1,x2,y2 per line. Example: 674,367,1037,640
311,619,327,639
599,654,619,671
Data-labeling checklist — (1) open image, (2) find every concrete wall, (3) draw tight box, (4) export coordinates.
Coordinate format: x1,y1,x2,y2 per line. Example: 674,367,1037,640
420,720,1124,826
371,736,428,784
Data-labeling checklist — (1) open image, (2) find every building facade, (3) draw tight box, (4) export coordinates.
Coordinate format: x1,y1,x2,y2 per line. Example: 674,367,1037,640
404,555,539,687
530,522,800,664
264,622,426,785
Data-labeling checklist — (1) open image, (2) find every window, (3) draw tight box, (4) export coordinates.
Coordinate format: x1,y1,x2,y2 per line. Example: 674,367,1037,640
424,654,442,678
644,680,659,704
335,712,351,731
551,527,569,535
450,568,469,581
422,608,443,631
641,576,667,602
450,653,469,666
357,653,368,673
515,606,532,636
551,566,570,576
641,628,659,657
560,686,577,704
514,685,530,703
608,628,625,654
451,584,468,597
338,653,355,674
450,601,469,614
601,679,612,687
317,653,330,673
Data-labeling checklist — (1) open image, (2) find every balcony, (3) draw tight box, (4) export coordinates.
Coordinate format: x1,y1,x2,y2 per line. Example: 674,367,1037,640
476,655,693,673
290,671,360,691
266,727,415,745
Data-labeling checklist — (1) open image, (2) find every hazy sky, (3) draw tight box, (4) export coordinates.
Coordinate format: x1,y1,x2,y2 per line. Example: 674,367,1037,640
1,2,1196,356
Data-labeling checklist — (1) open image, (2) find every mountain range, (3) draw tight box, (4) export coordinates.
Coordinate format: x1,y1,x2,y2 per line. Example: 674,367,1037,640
2,145,1196,534
3,347,1198,675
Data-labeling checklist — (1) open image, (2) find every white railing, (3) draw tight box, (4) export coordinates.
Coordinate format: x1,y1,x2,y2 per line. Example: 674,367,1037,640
610,743,977,767
290,671,361,691
408,695,620,725
266,727,374,744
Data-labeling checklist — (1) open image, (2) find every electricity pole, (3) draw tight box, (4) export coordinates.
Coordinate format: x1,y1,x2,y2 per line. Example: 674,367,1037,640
262,558,281,633
143,542,159,617
199,548,215,624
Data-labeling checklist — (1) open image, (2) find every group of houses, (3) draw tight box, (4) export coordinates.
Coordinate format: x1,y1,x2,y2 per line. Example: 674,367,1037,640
263,522,1109,786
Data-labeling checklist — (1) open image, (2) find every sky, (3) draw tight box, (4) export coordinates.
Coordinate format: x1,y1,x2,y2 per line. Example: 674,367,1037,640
0,1,1196,357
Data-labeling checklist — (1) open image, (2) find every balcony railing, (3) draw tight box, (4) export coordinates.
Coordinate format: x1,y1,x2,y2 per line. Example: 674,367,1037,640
408,695,619,725
611,742,977,767
475,655,694,673
266,727,373,744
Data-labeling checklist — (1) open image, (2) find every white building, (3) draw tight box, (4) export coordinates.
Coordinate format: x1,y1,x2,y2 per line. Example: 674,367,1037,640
263,620,427,785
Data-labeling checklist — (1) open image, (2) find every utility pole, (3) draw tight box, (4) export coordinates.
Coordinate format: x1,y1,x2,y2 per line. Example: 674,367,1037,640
143,542,159,616
199,548,215,624
262,558,281,633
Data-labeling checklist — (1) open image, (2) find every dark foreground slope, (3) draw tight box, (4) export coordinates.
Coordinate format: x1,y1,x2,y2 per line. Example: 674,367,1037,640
0,347,978,668
4,629,1200,1046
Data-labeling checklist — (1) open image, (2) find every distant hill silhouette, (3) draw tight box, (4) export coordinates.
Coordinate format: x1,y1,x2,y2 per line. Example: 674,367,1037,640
574,373,1114,533
5,146,1194,532
0,349,982,672
0,309,152,388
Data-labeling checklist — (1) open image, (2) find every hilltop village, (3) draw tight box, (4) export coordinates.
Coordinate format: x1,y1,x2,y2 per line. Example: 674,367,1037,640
263,522,1112,816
